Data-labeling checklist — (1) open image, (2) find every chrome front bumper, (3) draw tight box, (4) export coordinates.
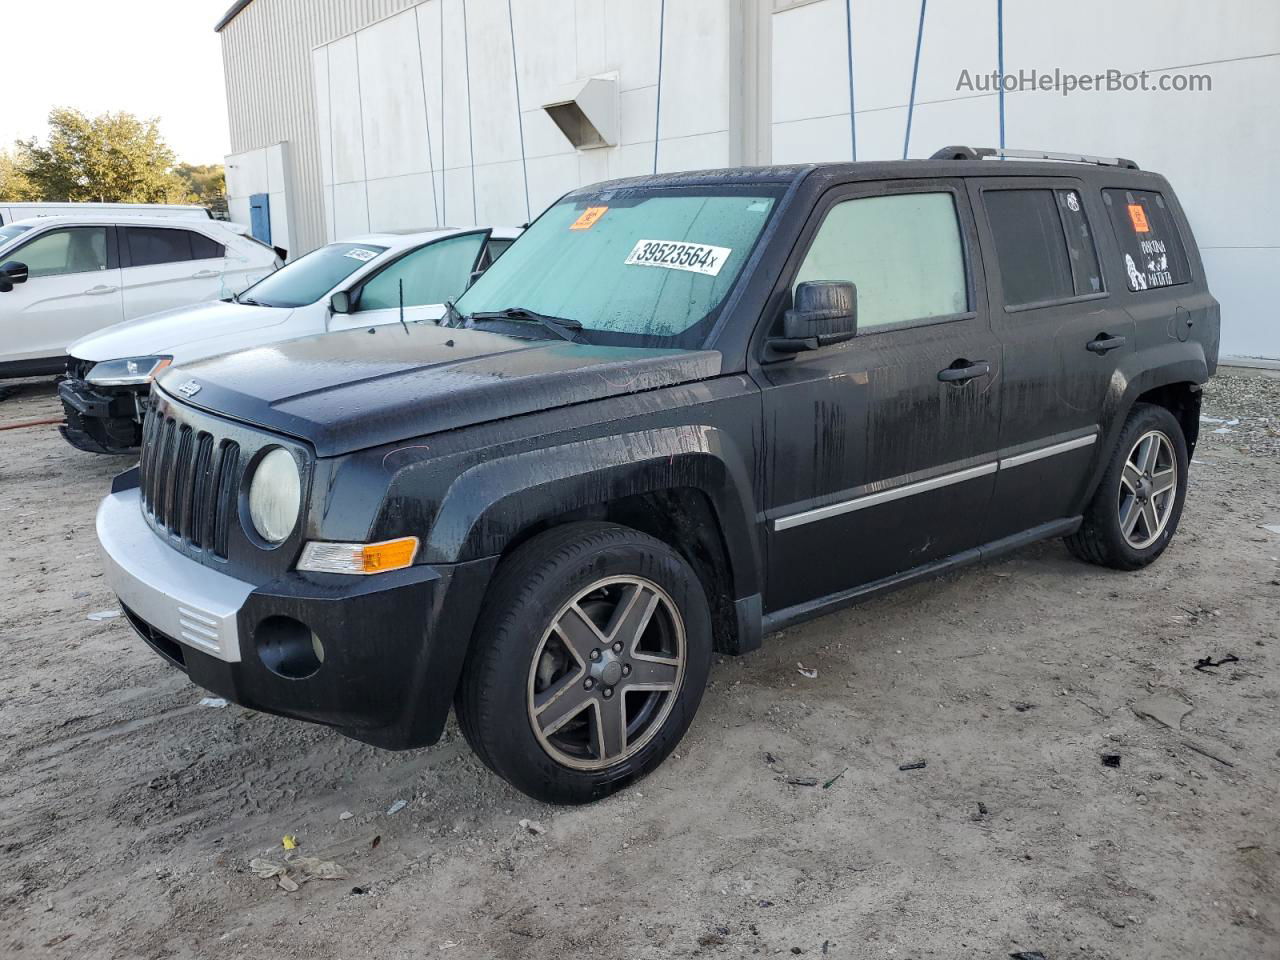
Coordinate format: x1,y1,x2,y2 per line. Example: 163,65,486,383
96,489,254,662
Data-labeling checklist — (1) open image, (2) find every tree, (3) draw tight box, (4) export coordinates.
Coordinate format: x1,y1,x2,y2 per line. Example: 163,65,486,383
174,163,228,216
0,150,37,201
12,108,195,204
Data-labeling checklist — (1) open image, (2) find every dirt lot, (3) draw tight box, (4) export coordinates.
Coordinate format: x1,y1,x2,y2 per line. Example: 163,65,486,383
1,375,1277,960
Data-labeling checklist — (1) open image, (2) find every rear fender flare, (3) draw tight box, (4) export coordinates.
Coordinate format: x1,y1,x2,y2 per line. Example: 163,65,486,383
1085,341,1208,503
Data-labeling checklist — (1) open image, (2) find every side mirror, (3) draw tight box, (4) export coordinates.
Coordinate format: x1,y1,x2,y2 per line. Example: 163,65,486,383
329,290,351,315
772,281,858,353
0,260,29,293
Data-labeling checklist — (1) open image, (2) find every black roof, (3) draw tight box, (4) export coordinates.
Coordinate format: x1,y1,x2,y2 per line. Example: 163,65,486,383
570,156,1160,198
215,0,254,32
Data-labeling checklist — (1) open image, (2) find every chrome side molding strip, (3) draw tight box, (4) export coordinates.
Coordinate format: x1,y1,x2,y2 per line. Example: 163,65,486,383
998,432,1097,470
773,462,998,532
773,430,1099,532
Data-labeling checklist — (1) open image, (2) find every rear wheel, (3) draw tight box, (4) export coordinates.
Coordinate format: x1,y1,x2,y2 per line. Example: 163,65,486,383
455,522,712,804
1065,403,1188,570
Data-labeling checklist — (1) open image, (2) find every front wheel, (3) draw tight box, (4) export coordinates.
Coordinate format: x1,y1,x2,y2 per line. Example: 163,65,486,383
1065,403,1189,570
455,522,712,804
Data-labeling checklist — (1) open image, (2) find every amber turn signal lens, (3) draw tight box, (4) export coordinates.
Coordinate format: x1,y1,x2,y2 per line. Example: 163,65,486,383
297,537,420,575
360,537,418,572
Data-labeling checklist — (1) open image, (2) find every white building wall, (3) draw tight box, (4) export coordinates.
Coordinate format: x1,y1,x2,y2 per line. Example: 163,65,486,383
769,0,1280,361
310,0,736,239
222,0,1279,359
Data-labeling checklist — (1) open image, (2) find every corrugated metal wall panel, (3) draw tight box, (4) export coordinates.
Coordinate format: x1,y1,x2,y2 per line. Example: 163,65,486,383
221,0,424,253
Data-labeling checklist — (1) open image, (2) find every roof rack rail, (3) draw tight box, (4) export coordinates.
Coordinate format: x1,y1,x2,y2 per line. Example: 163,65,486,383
930,145,1139,170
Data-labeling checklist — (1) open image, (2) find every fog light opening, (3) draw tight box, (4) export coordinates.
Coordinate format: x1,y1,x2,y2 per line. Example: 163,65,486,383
255,616,324,679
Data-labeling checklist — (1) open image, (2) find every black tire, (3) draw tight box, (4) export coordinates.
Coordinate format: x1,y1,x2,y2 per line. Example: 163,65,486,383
1065,403,1189,570
455,522,713,804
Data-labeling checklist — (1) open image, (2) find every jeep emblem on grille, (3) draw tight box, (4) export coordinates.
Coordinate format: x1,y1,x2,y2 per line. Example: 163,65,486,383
177,380,201,398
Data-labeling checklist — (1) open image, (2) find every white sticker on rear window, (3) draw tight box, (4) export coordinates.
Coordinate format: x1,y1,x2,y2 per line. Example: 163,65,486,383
344,248,379,262
624,239,732,277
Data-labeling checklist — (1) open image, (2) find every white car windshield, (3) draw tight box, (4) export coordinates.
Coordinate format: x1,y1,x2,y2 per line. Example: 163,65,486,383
237,242,389,308
454,185,781,349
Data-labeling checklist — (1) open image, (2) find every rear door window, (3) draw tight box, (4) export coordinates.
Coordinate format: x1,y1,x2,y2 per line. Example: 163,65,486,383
984,189,1075,308
125,227,195,267
1102,188,1190,291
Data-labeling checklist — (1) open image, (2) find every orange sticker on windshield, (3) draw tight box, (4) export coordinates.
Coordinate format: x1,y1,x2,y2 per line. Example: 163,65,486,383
1127,203,1150,233
570,206,608,230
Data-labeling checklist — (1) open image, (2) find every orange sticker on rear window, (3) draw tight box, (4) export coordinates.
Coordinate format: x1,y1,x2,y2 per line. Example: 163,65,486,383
570,206,608,230
1127,203,1150,233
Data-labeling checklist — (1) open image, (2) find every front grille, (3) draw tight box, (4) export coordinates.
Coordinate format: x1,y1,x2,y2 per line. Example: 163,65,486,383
139,408,240,558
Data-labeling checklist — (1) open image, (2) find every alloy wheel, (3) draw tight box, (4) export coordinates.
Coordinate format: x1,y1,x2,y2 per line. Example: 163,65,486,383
526,576,685,771
1117,429,1178,549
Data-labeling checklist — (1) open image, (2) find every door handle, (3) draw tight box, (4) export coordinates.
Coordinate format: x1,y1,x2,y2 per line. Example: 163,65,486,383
191,269,221,279
937,360,990,384
84,285,117,296
1087,333,1126,355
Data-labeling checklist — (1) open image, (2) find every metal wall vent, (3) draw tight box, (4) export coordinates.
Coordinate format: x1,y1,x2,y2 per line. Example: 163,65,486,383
542,78,618,150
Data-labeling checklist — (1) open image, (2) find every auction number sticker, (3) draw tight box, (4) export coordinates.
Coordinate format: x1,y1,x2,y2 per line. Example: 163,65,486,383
570,206,609,230
1126,203,1150,234
344,248,380,262
624,239,732,277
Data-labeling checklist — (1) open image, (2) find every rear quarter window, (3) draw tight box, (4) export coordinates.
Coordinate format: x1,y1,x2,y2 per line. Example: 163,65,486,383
1102,188,1190,291
190,232,226,260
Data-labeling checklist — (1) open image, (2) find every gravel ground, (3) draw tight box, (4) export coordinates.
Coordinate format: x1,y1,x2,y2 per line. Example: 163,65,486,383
0,373,1277,960
1199,374,1280,459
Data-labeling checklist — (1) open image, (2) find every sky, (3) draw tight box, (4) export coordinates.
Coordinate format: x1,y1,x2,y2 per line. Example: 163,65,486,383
1,0,232,165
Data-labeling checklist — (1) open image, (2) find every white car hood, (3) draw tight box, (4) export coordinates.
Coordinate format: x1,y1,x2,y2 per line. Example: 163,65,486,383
68,299,296,364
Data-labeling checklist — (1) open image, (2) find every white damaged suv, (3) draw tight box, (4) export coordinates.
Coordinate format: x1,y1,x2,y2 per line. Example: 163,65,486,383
59,226,519,453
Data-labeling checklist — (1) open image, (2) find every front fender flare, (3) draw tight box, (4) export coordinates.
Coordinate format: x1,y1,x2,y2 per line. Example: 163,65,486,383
422,425,763,601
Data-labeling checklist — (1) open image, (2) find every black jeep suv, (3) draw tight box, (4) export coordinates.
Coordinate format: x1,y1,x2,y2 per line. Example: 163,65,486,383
96,149,1219,804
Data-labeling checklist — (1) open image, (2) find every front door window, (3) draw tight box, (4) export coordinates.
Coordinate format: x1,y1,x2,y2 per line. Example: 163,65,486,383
356,233,489,312
793,192,968,328
13,227,109,277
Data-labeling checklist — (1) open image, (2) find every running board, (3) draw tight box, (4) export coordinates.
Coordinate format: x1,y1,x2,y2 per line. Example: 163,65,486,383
761,517,1082,636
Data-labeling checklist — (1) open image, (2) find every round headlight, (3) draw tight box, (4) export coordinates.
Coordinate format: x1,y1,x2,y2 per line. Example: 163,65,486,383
248,447,301,544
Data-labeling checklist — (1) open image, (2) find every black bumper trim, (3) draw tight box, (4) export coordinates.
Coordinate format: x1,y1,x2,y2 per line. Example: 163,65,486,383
123,556,499,750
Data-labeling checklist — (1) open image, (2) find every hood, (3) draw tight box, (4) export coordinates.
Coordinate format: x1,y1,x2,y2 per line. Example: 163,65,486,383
68,300,294,363
157,324,722,457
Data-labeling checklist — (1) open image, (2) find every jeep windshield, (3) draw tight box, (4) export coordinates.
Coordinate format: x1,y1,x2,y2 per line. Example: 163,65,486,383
236,242,388,308
453,185,782,348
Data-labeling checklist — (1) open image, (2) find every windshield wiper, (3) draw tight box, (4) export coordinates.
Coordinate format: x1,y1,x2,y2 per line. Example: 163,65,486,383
236,294,264,307
470,307,584,342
